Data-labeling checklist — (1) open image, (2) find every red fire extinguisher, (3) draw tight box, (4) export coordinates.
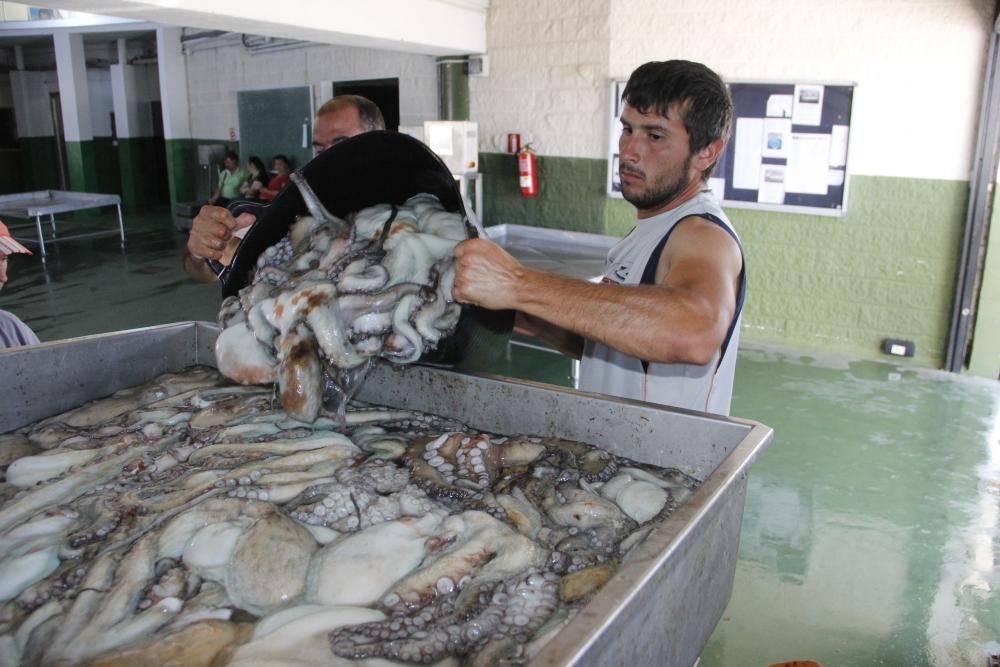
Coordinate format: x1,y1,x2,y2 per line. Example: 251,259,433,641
518,145,538,197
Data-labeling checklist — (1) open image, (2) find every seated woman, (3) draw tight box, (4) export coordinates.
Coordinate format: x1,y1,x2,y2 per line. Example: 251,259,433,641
237,156,268,201
259,155,291,202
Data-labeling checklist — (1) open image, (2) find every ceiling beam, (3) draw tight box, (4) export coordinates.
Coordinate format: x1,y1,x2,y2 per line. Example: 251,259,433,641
13,0,488,55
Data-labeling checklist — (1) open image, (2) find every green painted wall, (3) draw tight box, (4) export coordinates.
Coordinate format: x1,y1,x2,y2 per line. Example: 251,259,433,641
165,138,196,207
968,185,1000,379
64,140,100,193
480,152,614,235
165,138,242,207
480,152,967,368
92,137,121,196
117,137,170,210
0,149,24,194
17,136,61,191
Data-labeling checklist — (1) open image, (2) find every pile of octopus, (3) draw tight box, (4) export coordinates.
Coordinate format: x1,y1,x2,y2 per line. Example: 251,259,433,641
0,176,698,667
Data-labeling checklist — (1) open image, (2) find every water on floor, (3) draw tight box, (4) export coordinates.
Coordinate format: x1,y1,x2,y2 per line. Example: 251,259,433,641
1,209,998,667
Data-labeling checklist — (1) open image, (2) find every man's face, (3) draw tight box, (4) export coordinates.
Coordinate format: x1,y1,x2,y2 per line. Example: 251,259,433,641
312,106,366,153
618,102,695,217
0,255,9,291
223,156,237,171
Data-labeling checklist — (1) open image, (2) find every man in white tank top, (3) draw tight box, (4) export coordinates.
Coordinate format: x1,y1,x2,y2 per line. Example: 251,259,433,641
453,60,745,415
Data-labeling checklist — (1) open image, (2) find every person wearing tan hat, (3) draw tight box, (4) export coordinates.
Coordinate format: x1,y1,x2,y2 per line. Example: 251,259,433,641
0,221,40,348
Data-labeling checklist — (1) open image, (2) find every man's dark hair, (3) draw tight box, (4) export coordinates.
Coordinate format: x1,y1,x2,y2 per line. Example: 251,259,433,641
622,60,732,179
317,94,386,132
223,149,239,163
273,154,290,168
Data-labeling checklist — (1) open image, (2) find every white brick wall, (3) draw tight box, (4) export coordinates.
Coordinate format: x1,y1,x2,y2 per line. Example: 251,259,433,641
10,70,58,137
471,0,992,181
470,0,611,158
87,69,113,137
185,42,439,140
610,0,991,181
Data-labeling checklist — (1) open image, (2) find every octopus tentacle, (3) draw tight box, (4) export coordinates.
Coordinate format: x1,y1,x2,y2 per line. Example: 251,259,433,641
330,569,560,663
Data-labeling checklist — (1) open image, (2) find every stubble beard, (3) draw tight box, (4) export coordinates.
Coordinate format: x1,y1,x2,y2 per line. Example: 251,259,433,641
621,153,693,213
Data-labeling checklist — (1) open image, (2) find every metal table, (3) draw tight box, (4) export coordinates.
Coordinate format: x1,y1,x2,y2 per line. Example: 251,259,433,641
486,223,616,282
486,224,619,386
0,190,125,257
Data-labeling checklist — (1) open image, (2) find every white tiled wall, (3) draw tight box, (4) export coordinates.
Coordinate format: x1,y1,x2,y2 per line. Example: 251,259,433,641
87,69,113,137
470,0,993,181
10,70,58,137
470,0,611,159
183,42,439,140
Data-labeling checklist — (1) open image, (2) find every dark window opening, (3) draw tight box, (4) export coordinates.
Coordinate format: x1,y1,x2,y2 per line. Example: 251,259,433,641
332,78,400,131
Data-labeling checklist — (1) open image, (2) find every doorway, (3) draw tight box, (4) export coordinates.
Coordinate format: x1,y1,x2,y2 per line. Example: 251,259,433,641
333,78,400,131
150,101,170,205
238,85,313,172
49,92,68,190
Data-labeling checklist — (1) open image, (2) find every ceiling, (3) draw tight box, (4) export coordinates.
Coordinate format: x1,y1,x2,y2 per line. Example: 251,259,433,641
0,0,489,55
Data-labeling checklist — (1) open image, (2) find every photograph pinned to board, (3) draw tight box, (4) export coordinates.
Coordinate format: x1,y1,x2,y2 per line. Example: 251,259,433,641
758,165,786,204
792,84,824,126
762,118,792,159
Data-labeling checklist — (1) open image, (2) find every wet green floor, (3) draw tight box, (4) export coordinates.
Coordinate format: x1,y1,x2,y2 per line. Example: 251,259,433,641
2,210,998,667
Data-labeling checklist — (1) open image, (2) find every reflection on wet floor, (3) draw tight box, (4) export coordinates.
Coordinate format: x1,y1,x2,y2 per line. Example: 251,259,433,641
2,210,220,341
2,208,998,667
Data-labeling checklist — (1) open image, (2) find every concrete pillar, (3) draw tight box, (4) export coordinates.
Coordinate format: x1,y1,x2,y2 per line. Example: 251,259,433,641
52,32,97,192
111,59,144,209
53,31,98,192
156,27,194,207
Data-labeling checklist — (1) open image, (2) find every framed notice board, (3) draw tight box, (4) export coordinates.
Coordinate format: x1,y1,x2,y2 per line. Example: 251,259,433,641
607,79,855,216
714,82,854,216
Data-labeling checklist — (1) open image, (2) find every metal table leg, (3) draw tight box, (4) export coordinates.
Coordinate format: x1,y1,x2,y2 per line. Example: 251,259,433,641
115,204,125,245
48,213,57,238
34,214,46,257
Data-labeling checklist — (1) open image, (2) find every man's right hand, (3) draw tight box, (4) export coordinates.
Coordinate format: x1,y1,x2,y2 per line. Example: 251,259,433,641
184,205,256,283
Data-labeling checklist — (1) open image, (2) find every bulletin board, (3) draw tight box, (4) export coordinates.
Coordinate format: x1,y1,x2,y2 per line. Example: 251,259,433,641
713,82,854,216
607,79,855,216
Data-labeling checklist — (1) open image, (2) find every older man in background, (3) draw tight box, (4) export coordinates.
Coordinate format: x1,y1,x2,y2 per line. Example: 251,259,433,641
184,95,385,283
0,221,40,348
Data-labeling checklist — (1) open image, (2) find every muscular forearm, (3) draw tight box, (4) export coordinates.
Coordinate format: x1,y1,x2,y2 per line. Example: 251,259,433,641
511,269,728,365
515,312,584,359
